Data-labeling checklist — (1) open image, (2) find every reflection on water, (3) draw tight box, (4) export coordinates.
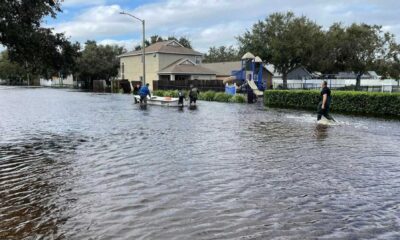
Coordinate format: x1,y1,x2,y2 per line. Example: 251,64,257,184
314,124,330,141
0,134,81,239
1,88,400,239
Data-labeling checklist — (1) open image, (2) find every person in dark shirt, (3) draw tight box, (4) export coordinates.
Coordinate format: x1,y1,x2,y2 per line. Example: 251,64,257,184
317,81,335,121
178,89,186,107
189,85,199,106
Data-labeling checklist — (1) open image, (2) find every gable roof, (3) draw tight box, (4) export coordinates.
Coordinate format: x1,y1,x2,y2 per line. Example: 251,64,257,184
119,40,203,57
158,58,216,75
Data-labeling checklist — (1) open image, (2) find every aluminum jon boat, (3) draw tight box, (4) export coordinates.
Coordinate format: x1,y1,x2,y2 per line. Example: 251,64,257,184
133,95,187,107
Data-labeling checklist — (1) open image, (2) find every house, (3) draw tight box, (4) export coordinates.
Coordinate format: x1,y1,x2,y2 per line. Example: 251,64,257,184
119,40,216,90
200,61,274,89
287,66,322,80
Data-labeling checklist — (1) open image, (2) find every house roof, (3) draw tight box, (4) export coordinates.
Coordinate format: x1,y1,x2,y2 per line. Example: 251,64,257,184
119,40,203,58
158,58,216,75
200,61,242,76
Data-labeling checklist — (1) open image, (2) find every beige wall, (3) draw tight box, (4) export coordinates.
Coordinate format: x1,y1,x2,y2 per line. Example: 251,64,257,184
121,53,202,90
120,54,159,90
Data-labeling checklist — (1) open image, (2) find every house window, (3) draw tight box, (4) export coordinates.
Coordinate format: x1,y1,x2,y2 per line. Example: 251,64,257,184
195,57,201,64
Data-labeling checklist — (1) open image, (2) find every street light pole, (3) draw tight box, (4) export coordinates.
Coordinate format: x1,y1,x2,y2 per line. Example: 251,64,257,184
120,11,146,85
142,19,146,85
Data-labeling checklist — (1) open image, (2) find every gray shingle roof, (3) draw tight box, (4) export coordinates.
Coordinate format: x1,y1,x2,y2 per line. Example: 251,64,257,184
119,40,203,57
158,58,216,75
200,61,242,76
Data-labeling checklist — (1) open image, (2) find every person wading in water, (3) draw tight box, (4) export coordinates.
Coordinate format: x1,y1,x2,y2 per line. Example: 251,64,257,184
189,85,199,106
317,81,335,122
138,83,151,106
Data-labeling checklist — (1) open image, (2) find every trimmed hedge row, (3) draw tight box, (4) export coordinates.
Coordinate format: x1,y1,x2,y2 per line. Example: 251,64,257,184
264,90,400,117
151,90,246,103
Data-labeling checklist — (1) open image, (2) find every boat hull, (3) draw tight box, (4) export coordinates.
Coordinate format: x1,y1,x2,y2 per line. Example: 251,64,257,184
134,95,187,107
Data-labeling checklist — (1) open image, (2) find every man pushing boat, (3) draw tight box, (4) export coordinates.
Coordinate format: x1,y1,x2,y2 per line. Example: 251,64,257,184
138,83,151,105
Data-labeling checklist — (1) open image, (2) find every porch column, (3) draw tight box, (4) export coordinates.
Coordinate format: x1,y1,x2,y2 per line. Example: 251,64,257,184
170,74,175,81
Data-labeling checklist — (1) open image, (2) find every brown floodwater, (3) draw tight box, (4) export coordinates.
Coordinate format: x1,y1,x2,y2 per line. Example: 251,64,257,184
1,87,400,239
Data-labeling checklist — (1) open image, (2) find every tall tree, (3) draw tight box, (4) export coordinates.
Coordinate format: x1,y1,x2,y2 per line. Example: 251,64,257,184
203,46,240,63
0,51,27,84
238,12,323,88
76,41,126,88
0,0,78,80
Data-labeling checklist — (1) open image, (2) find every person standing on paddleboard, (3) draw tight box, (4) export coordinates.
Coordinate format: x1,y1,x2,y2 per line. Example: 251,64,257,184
317,81,335,121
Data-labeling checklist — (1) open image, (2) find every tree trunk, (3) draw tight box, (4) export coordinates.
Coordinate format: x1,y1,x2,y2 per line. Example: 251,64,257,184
282,72,288,89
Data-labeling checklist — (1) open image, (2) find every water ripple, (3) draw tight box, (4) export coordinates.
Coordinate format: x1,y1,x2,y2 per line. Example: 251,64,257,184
0,89,400,239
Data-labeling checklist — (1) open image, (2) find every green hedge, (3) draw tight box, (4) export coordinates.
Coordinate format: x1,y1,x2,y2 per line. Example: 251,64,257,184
149,90,246,103
264,90,400,117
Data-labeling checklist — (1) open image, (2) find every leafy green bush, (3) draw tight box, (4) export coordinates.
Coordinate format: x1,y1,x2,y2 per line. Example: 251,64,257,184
264,90,400,117
199,90,216,101
163,90,179,97
230,94,246,103
151,89,245,104
152,90,165,96
213,92,232,102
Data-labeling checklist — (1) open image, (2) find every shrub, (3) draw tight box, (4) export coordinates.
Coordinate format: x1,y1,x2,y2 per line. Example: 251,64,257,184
163,90,179,97
264,90,400,117
199,90,216,101
152,90,165,96
213,92,232,102
230,94,246,103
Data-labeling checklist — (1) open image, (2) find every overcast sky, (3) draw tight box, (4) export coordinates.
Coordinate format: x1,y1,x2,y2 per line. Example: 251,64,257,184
4,0,400,53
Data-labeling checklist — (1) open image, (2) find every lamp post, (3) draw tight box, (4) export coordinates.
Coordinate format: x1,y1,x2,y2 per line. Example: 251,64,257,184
120,11,146,85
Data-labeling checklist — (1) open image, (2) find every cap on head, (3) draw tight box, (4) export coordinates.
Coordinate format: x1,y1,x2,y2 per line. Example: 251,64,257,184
146,83,149,86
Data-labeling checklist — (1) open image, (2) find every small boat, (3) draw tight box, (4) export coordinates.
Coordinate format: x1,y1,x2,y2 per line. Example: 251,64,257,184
133,95,187,107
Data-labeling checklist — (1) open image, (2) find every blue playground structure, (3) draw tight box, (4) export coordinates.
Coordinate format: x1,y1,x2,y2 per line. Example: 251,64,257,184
224,52,267,96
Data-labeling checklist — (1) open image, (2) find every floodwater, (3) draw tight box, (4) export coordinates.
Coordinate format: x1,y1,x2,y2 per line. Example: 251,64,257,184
1,87,400,240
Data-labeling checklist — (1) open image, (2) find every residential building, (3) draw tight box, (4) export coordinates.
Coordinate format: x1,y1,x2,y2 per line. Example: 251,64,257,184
119,40,216,89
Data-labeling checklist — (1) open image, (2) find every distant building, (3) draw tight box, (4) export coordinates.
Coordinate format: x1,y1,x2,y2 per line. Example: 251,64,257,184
119,40,216,90
336,71,380,79
287,66,313,80
40,75,75,87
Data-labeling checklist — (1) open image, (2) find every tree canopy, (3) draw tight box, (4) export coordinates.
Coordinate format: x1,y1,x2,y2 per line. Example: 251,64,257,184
238,11,400,88
0,51,27,84
238,12,323,88
203,46,240,63
76,41,126,86
0,0,79,79
134,35,192,50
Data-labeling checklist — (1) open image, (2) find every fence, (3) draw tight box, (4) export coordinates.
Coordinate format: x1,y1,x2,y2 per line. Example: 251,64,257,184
153,79,225,91
273,79,400,93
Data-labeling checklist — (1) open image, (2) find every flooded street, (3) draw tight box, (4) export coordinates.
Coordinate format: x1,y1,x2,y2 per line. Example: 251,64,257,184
1,88,400,239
